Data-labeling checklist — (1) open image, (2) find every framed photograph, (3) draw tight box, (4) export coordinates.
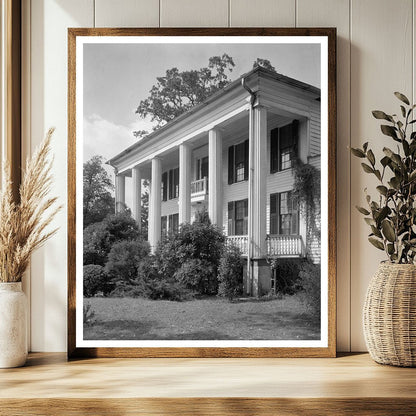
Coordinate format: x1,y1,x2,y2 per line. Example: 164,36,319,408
68,28,336,358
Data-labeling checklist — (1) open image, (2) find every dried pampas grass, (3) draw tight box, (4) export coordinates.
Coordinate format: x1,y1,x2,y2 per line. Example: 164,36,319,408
0,128,62,282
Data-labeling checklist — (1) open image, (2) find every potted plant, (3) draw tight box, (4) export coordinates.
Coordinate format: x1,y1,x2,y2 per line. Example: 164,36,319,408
352,92,416,366
0,128,60,368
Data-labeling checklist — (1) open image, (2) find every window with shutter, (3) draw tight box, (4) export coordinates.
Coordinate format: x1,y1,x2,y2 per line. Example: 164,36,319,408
270,120,299,173
228,198,248,236
228,140,249,184
168,168,179,199
168,213,179,234
271,191,299,235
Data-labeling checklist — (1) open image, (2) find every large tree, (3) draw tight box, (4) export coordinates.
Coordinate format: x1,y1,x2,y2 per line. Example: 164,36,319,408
134,56,278,136
135,54,235,129
83,155,115,228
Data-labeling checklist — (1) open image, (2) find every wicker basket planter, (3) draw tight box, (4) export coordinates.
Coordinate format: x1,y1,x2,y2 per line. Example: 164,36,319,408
363,262,416,367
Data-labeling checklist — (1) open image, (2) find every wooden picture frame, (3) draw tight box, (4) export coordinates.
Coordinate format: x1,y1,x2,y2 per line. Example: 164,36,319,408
68,28,336,358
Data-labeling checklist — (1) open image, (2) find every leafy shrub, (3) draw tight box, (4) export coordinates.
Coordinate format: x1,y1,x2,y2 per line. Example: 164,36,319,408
154,235,193,279
83,264,112,297
145,279,190,301
133,256,191,301
269,258,304,295
153,218,225,296
174,259,217,295
218,245,244,300
83,211,141,266
298,261,321,317
105,239,150,284
178,221,225,267
83,303,96,326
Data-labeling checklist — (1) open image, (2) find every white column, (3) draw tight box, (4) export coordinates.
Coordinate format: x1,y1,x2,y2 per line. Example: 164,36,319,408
251,106,267,258
208,128,223,227
179,143,191,224
132,166,142,230
115,173,125,213
149,157,162,253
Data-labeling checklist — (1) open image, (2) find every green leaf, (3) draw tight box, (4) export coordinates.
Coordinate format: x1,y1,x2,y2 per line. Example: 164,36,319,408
376,206,390,224
376,185,388,196
381,125,399,141
403,140,410,156
362,142,369,152
368,237,385,251
371,225,382,238
394,91,410,105
356,206,370,215
374,170,382,181
372,110,394,122
383,147,401,164
389,177,400,189
382,219,396,242
387,243,395,255
367,149,375,166
364,217,375,226
400,105,406,117
361,163,374,174
350,147,366,158
380,156,390,167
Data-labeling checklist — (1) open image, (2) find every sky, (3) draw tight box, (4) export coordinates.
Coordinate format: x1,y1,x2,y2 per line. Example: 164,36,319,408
82,40,321,206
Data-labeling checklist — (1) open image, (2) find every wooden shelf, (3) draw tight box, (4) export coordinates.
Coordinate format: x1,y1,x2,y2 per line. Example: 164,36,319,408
1,352,416,415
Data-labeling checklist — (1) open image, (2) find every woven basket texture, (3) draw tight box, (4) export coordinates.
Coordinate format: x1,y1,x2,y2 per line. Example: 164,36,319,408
363,262,416,367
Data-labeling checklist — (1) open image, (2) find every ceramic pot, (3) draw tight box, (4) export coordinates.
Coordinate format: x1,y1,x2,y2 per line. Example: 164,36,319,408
363,263,416,367
0,282,28,368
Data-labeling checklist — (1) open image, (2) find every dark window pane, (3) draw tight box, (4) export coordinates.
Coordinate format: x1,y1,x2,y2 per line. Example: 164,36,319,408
201,156,209,178
270,128,279,173
228,146,234,184
162,172,168,201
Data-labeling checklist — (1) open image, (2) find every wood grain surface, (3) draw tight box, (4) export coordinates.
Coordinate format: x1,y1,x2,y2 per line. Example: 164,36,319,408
67,27,337,359
1,353,416,415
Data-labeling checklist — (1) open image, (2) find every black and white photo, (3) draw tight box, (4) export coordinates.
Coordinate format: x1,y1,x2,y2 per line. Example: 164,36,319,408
68,29,336,357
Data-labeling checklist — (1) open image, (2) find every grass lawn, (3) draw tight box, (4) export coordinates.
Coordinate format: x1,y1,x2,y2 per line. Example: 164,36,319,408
84,295,320,341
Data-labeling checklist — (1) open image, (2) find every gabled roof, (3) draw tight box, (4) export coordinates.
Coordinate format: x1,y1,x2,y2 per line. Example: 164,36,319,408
107,66,320,167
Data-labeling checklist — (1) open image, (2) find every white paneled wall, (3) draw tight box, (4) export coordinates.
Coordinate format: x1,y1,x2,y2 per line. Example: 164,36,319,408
24,0,416,352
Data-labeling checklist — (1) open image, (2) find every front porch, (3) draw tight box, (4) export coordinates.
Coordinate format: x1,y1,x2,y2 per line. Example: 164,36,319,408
226,235,304,258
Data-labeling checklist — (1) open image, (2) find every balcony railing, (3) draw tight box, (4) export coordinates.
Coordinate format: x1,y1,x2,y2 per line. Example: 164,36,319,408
190,177,208,202
226,235,303,257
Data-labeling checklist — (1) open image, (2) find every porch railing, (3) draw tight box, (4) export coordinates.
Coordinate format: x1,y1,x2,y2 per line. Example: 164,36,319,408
226,235,249,255
190,177,208,201
226,235,303,257
266,235,303,257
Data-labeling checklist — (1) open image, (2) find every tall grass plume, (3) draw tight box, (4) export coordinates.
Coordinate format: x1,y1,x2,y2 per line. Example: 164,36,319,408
0,128,61,282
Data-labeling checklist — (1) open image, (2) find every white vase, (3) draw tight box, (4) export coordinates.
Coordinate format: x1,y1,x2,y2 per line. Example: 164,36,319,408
0,282,28,368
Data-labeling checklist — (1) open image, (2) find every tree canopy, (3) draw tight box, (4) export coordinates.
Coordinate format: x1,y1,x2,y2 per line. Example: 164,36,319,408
134,55,277,136
135,54,235,129
83,155,115,228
